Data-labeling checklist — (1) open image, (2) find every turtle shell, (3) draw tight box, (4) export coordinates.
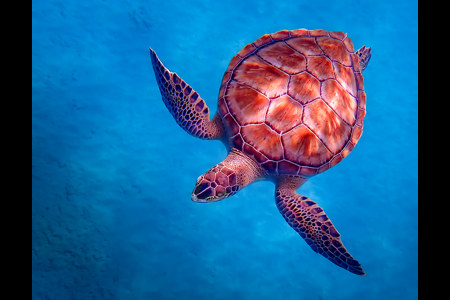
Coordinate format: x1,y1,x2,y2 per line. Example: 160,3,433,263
217,29,367,177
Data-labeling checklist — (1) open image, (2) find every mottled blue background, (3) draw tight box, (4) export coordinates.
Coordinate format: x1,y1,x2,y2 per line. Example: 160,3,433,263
32,0,418,299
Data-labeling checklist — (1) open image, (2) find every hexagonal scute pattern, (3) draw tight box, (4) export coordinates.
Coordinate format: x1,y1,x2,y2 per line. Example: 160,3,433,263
232,55,289,99
303,100,352,154
321,80,357,126
281,124,333,166
307,56,334,81
257,42,306,75
288,72,320,104
241,124,284,161
266,95,303,133
225,81,269,125
316,37,352,66
219,29,365,175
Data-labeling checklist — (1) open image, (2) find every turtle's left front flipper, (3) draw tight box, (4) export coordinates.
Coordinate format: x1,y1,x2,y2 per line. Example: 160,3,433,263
150,48,224,139
275,178,365,275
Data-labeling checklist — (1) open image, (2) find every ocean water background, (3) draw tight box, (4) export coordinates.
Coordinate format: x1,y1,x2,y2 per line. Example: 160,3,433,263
32,0,418,299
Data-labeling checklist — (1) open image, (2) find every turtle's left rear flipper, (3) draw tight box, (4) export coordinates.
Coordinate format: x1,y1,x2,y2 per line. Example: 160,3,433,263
150,48,224,139
275,185,365,275
356,46,371,72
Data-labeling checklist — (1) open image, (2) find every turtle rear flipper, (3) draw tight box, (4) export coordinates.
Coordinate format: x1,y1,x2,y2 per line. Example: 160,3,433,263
150,48,224,139
356,46,371,72
275,177,365,276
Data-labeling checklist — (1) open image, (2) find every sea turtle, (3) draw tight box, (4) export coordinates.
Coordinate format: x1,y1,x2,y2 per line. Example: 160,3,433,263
149,29,371,275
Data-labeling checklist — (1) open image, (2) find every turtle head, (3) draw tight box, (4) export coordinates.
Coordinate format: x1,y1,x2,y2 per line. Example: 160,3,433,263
191,149,264,202
191,167,239,203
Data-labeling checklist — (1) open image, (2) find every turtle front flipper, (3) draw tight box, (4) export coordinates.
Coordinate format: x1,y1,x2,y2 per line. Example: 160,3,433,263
275,177,365,276
150,48,224,139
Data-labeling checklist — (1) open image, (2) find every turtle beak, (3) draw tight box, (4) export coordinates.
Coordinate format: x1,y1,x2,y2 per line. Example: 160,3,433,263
191,193,206,203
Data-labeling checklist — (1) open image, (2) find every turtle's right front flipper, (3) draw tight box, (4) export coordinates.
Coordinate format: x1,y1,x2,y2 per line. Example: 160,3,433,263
150,48,224,139
275,177,365,275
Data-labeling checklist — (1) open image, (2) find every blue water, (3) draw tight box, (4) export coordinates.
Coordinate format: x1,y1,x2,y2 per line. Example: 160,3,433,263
32,0,418,299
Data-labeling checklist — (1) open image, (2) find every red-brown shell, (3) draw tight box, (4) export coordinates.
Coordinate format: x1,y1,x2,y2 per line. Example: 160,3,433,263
217,29,366,177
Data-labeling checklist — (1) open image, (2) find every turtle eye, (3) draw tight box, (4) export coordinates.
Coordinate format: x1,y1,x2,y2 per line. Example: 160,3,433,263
194,182,210,196
196,187,213,200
